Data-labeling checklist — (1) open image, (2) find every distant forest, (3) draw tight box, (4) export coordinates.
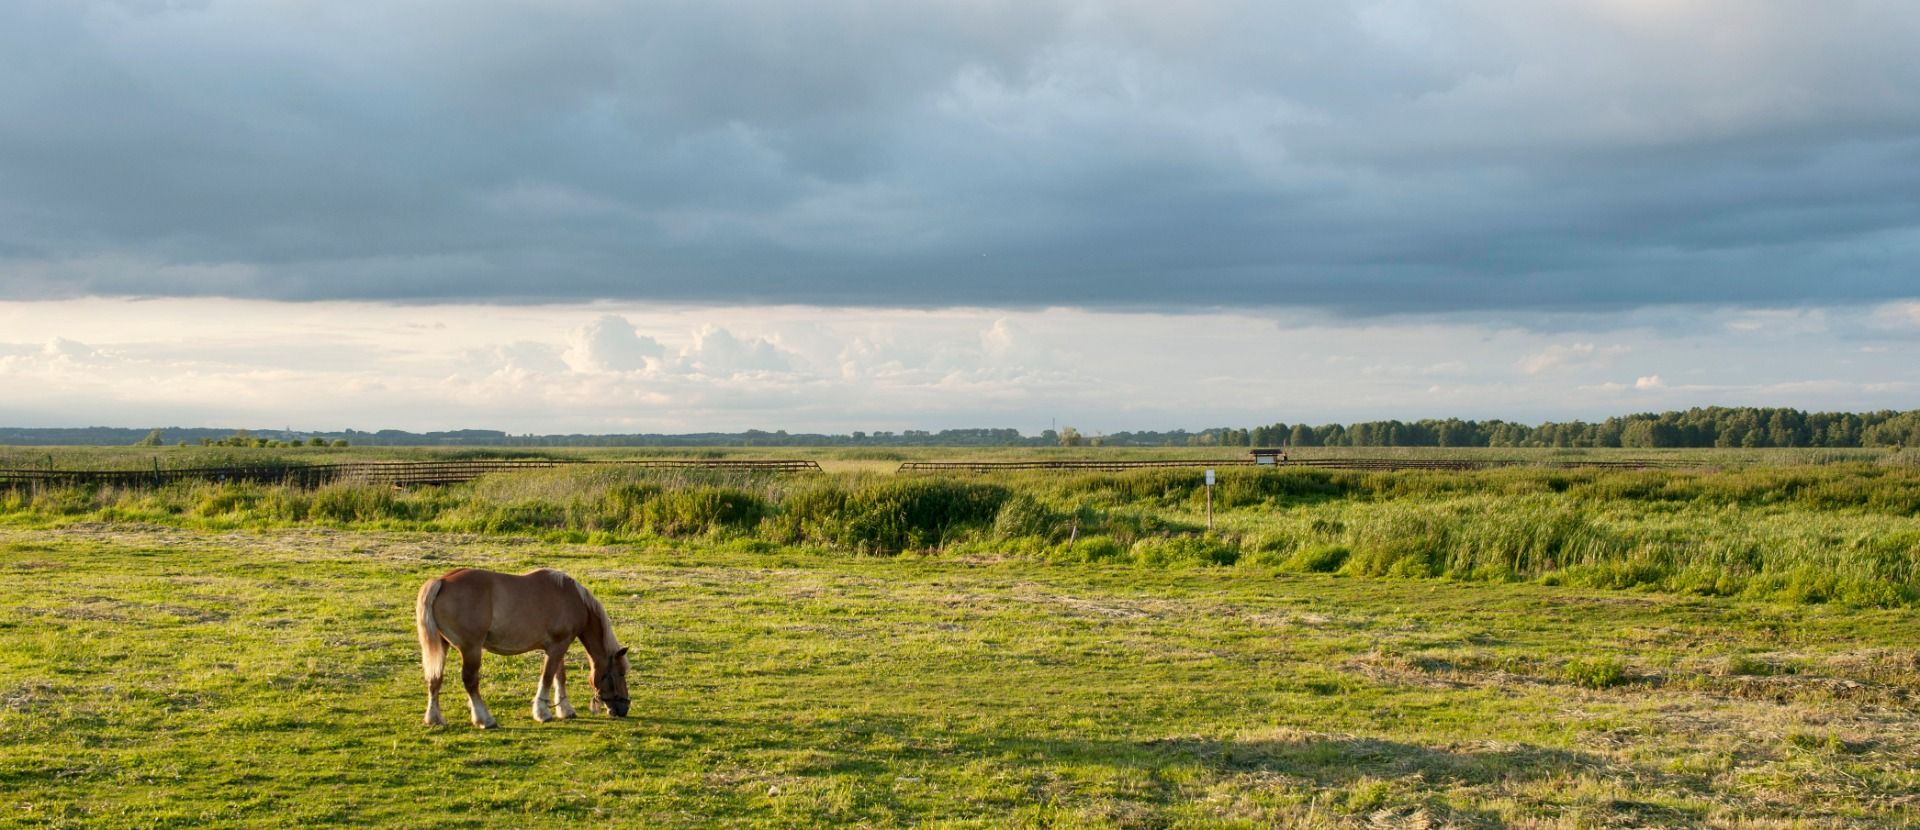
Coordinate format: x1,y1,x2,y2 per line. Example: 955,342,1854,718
4,407,1919,449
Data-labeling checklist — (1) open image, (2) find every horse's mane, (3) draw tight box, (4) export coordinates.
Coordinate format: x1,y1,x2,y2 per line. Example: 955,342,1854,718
572,577,622,655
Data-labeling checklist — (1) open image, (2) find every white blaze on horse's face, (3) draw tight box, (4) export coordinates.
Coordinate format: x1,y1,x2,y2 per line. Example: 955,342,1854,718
594,646,631,717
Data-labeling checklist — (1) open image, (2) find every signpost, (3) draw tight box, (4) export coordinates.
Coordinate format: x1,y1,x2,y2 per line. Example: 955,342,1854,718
1204,468,1215,532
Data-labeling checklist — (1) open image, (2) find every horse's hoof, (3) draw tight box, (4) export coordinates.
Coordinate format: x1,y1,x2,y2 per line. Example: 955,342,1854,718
424,717,446,727
556,709,576,720
474,719,499,730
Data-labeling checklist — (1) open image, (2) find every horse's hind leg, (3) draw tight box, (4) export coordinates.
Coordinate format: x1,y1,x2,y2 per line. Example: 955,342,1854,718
422,640,447,726
461,649,497,729
533,649,562,723
552,654,576,720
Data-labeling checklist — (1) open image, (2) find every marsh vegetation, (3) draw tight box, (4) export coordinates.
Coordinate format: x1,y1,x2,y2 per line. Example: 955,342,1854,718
5,452,1918,608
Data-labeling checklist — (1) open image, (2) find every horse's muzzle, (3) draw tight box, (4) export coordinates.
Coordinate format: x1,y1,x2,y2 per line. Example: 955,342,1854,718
603,696,630,717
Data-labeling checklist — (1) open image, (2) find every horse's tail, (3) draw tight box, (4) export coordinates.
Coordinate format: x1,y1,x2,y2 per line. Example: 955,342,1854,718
416,578,448,682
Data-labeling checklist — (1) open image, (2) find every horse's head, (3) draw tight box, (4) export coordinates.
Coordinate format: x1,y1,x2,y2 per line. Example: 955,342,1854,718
592,646,630,717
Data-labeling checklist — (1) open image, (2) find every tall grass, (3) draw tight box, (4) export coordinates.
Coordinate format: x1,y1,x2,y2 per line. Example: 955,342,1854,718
5,463,1917,606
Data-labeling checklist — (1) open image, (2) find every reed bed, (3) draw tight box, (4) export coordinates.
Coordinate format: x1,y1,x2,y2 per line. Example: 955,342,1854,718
5,462,1916,606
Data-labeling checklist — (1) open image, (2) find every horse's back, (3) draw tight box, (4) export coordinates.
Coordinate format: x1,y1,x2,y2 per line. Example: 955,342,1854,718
427,568,588,654
434,567,572,597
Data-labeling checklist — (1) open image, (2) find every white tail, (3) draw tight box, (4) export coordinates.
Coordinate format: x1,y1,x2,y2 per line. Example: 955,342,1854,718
416,578,447,681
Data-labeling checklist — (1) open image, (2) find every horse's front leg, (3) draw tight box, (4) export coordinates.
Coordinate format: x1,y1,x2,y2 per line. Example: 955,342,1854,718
533,648,564,723
552,653,577,720
461,648,497,729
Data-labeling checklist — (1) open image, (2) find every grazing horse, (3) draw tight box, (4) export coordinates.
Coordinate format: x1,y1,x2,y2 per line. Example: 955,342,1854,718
415,568,630,728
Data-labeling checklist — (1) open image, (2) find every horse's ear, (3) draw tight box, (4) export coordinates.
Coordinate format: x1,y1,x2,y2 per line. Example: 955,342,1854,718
615,647,629,659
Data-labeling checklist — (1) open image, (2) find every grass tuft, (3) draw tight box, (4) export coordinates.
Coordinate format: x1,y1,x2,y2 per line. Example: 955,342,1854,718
1563,656,1631,689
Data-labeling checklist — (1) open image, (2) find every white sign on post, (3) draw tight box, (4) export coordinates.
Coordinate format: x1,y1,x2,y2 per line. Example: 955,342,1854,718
1204,469,1215,531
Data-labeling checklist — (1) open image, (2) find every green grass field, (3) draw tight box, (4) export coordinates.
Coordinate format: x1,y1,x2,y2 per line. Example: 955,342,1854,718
4,453,1918,826
3,524,1918,828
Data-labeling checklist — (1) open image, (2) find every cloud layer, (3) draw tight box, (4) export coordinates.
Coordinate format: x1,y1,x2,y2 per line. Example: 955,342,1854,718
2,299,1914,432
3,1,1917,312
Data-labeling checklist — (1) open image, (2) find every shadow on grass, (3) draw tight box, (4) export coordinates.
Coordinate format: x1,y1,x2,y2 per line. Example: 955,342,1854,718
617,711,1711,828
1129,733,1595,788
992,734,1610,827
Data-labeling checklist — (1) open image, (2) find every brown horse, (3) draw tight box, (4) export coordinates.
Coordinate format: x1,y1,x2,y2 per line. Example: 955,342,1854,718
415,568,630,728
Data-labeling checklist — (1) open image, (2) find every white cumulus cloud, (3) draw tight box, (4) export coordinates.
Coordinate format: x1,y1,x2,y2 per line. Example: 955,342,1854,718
562,315,664,373
677,325,793,376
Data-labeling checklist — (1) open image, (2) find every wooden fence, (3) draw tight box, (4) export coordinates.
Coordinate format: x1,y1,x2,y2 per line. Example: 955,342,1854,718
898,459,1256,473
589,459,822,473
0,458,822,489
334,459,820,486
0,455,1690,489
898,458,1686,474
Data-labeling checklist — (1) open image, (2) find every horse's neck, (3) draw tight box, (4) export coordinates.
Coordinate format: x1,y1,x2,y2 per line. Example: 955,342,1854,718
578,597,619,662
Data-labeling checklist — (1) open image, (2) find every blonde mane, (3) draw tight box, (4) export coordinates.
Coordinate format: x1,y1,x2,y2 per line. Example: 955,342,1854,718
572,577,622,654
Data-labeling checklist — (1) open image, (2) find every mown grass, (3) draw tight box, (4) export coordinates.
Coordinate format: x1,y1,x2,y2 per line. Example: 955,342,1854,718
2,527,1917,828
5,462,1919,607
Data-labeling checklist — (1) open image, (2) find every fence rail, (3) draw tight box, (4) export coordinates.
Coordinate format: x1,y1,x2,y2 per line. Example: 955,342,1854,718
897,458,1687,474
0,458,822,489
898,459,1256,473
0,455,1688,488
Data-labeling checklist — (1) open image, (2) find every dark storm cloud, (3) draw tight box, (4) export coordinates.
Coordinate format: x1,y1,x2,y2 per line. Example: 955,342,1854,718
2,0,1918,312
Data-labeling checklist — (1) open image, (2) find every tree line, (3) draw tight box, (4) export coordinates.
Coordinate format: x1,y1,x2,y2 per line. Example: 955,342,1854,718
1221,407,1920,449
2,407,1916,449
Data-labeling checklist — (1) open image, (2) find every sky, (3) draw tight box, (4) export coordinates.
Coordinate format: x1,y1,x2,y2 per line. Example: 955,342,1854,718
1,1,1916,432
